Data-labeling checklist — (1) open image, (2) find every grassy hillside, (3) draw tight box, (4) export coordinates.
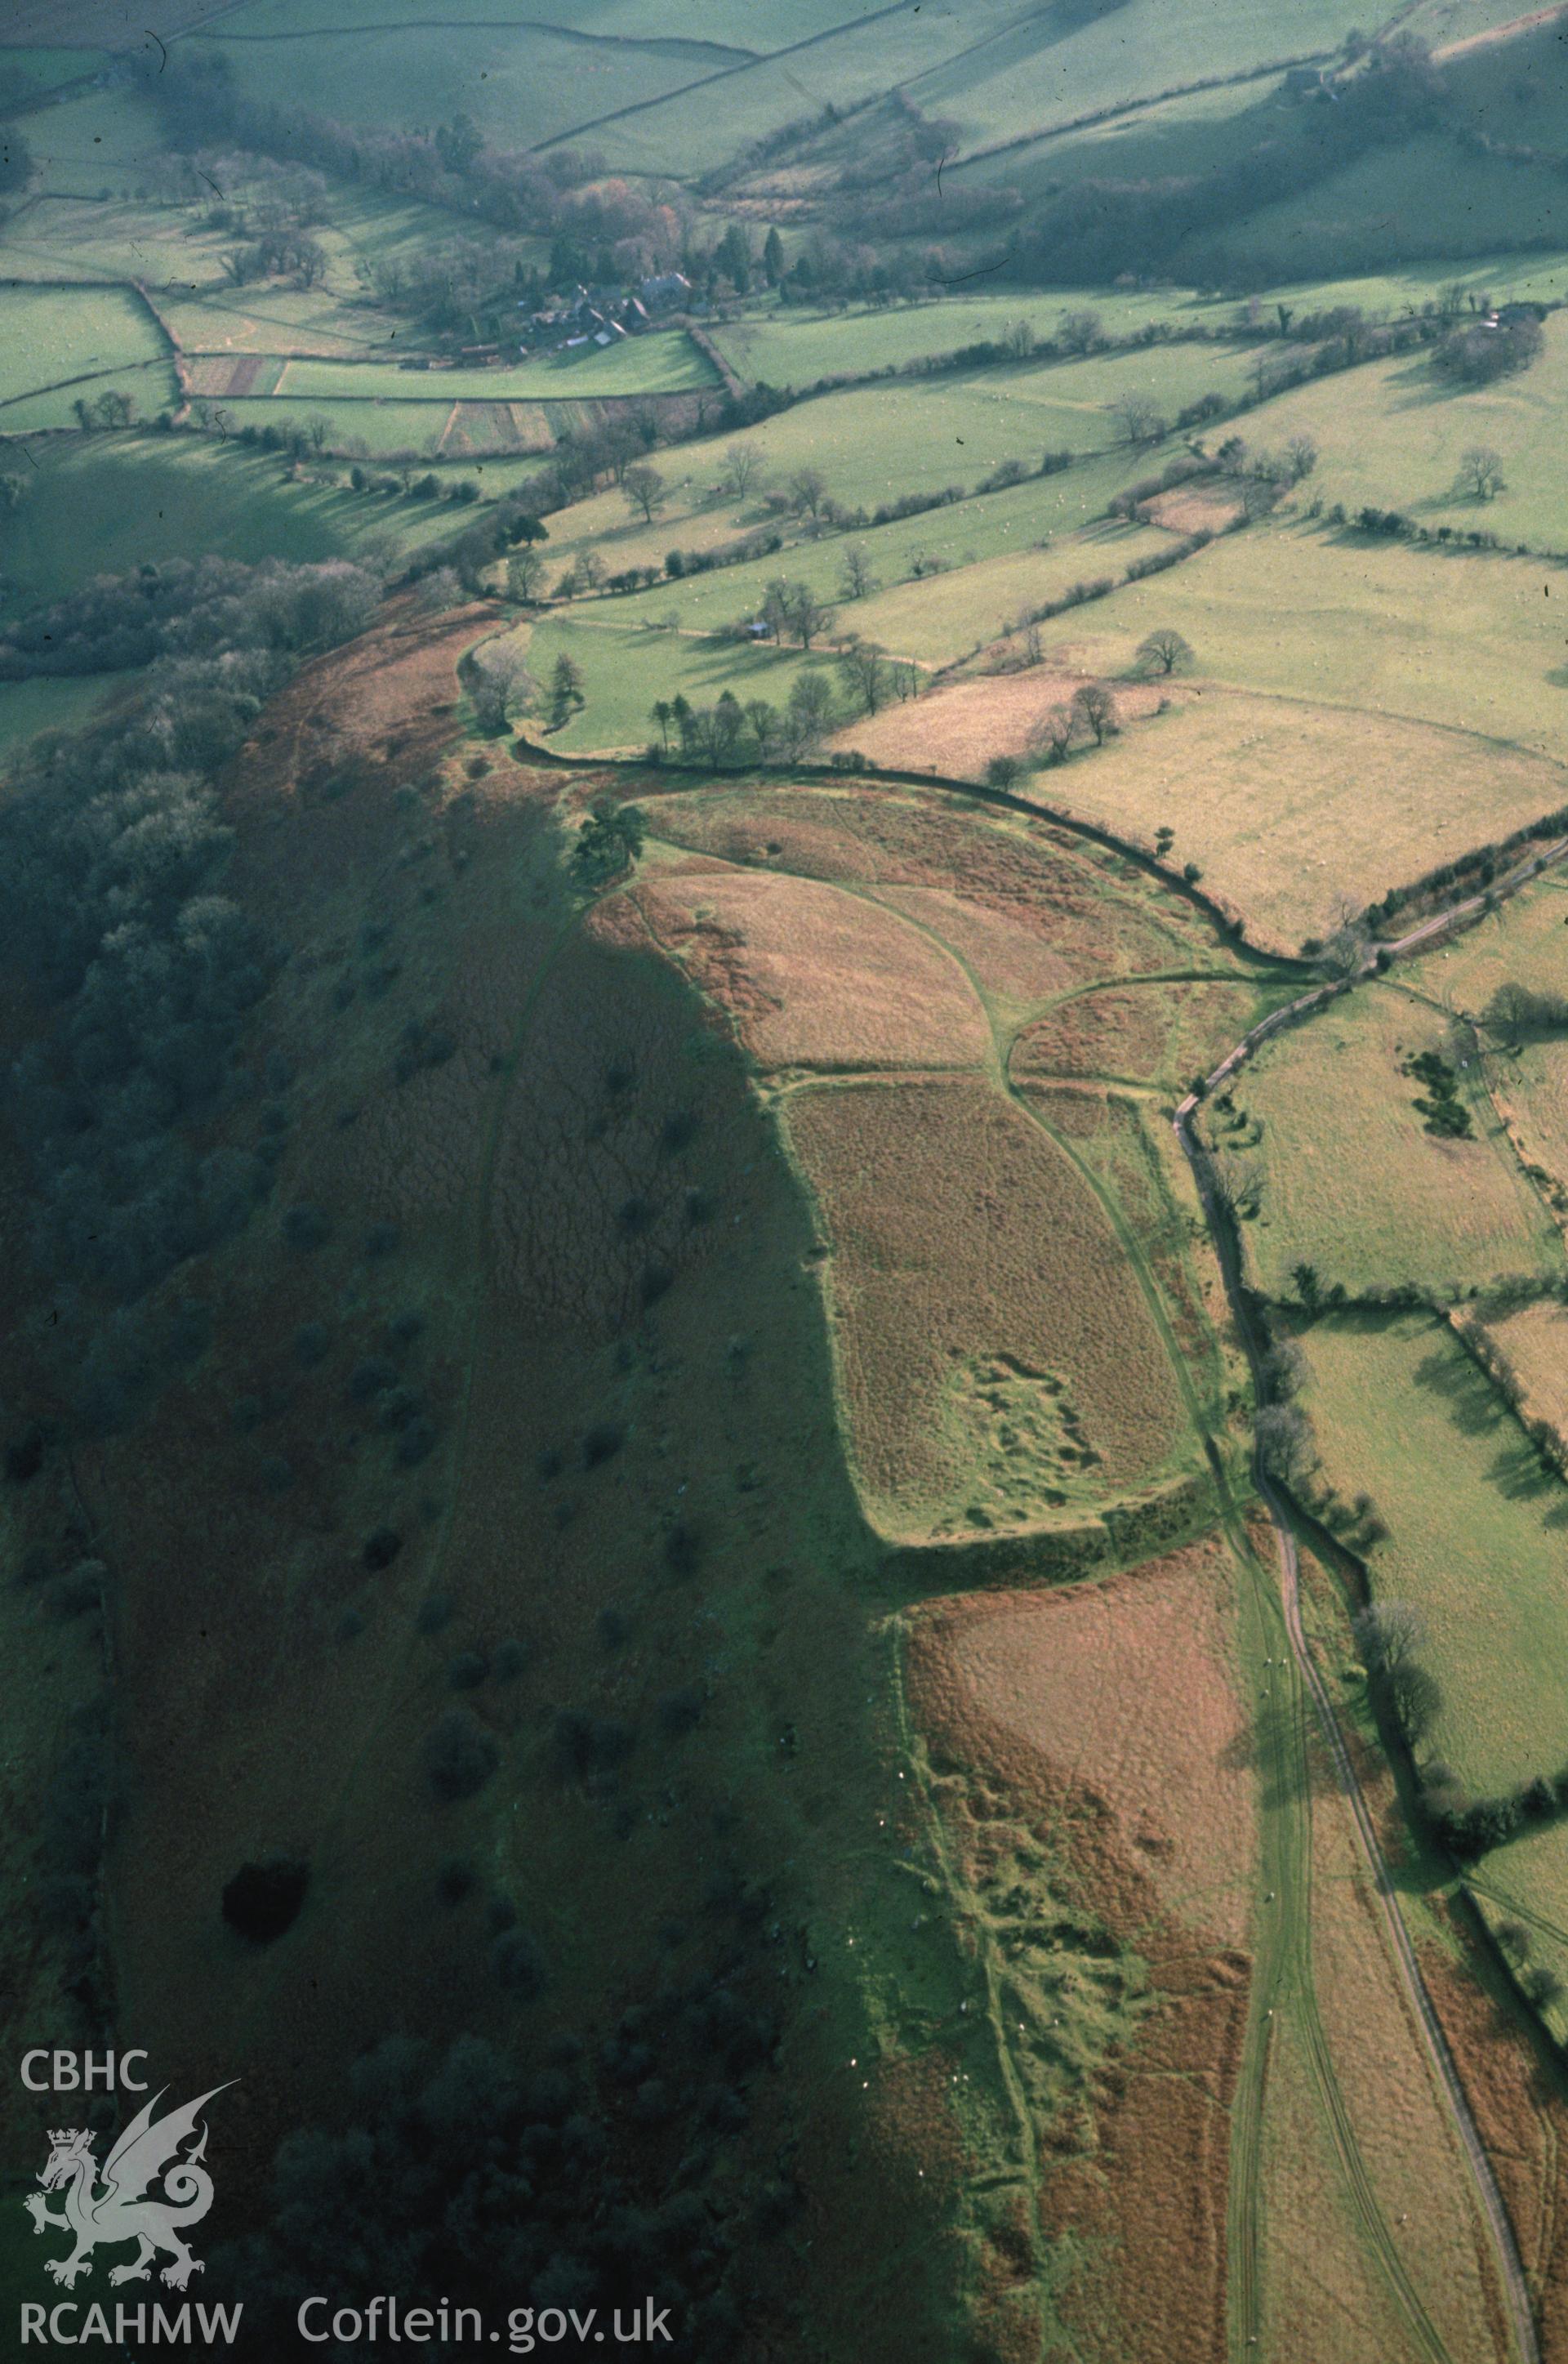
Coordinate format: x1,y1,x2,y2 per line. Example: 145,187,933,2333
513,614,828,750
0,283,168,405
189,13,746,148
1241,310,1568,550
0,434,456,604
0,672,110,760
713,288,1227,386
907,0,1375,156
1071,521,1568,756
1196,127,1568,281
536,442,1142,600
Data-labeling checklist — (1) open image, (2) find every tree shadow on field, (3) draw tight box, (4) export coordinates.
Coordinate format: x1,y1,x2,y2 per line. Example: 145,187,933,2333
1379,354,1469,415
1412,1342,1511,1438
1486,1429,1568,1513
1219,1691,1336,1808
1412,1342,1568,1513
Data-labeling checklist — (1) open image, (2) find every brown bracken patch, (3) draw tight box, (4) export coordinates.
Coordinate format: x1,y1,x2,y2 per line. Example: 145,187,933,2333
906,1532,1255,2364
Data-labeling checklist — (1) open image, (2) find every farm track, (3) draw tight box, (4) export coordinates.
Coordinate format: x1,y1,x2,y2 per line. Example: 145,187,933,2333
1171,844,1568,2364
635,756,1481,2352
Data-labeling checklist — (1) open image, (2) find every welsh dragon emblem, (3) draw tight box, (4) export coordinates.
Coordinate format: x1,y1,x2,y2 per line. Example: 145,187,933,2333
25,2085,234,2290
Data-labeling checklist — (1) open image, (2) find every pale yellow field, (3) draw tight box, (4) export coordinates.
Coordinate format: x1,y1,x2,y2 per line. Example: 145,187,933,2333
1490,1036,1568,1220
630,860,991,1073
928,1542,1257,1942
1428,876,1568,1012
1486,1296,1568,1436
1260,2009,1426,2364
1040,688,1568,953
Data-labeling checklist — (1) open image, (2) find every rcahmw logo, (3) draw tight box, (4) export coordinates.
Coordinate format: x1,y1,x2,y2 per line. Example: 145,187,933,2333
19,2054,242,2347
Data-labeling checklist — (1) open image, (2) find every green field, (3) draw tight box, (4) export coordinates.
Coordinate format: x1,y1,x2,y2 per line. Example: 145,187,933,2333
180,0,860,39
712,289,1228,388
959,74,1294,203
1428,875,1568,1014
17,86,163,194
836,520,1175,667
1470,1827,1568,2045
533,440,1144,599
1071,520,1568,758
273,333,715,404
0,283,168,407
506,613,831,752
561,457,1167,654
189,12,743,149
214,393,474,458
0,434,457,604
723,257,1568,394
1434,8,1568,156
581,0,1028,174
0,355,178,430
1224,979,1562,1296
1301,1308,1568,1796
672,342,1266,508
571,0,1379,176
1193,128,1568,283
1242,310,1568,552
909,0,1393,158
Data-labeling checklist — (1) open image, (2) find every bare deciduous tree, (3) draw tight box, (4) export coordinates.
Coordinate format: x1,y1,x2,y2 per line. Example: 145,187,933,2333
1111,393,1166,447
720,441,762,501
506,546,546,603
839,546,877,601
622,464,666,524
835,635,890,716
1457,444,1506,502
786,466,829,520
1027,706,1076,765
1058,307,1103,355
466,641,532,734
1071,680,1119,744
1136,627,1195,676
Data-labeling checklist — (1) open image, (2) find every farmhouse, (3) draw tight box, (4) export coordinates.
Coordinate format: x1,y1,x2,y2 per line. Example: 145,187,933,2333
639,270,693,309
